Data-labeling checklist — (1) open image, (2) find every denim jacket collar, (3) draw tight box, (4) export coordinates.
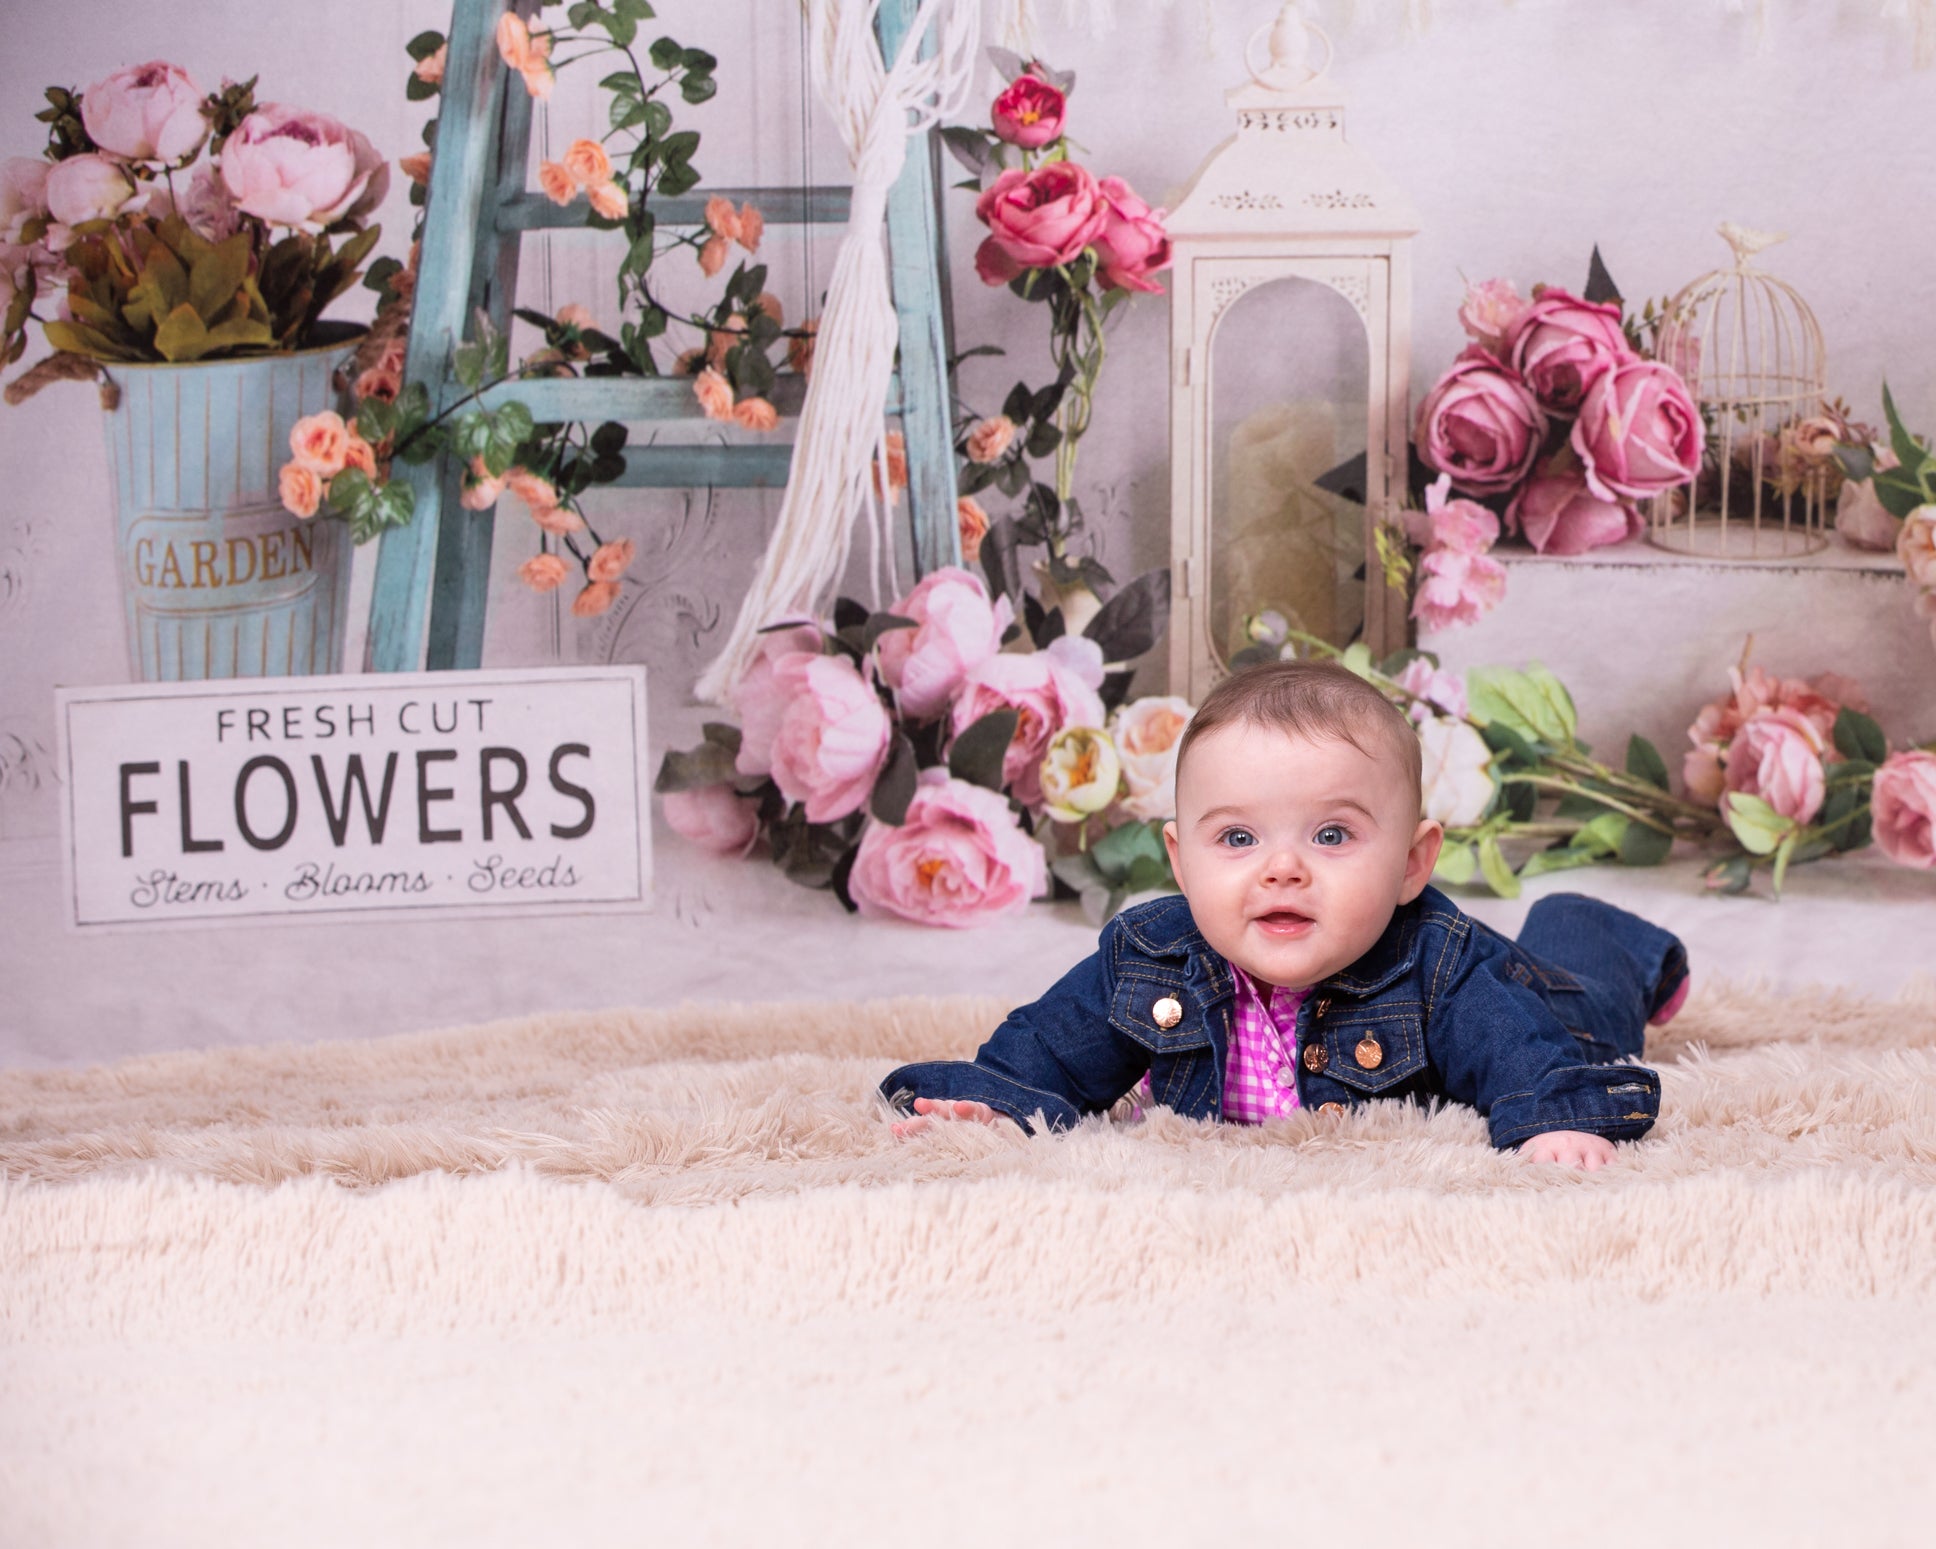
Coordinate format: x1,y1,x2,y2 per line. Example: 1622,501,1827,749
1115,887,1445,1001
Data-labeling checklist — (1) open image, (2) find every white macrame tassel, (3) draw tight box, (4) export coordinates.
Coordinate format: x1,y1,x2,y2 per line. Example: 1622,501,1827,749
694,0,978,705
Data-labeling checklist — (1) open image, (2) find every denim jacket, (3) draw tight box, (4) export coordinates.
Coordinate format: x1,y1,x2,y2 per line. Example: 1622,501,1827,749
882,886,1671,1150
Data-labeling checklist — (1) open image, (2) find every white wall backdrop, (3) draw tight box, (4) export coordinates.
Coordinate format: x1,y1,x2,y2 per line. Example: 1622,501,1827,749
3,0,1933,843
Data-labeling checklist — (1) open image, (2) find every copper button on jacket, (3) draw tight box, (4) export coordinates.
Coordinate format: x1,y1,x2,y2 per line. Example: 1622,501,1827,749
1151,996,1183,1029
1355,1037,1383,1070
1318,1102,1345,1116
1302,1042,1328,1073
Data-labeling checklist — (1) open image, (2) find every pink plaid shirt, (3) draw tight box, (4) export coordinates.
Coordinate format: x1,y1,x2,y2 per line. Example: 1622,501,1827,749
1220,970,1309,1123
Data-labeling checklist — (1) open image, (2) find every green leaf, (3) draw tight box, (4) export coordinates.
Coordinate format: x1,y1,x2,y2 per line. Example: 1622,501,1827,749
1089,819,1169,886
1517,844,1603,882
701,722,742,755
1433,841,1477,887
406,29,446,61
1477,719,1543,767
1832,706,1888,765
1082,569,1170,665
1702,853,1753,895
492,400,535,447
1467,664,1577,750
870,733,918,826
1340,642,1375,680
1770,830,1799,897
948,709,1019,793
1617,820,1673,867
1723,792,1792,856
1882,383,1928,479
1050,851,1106,896
648,36,685,71
1576,812,1628,856
151,303,213,362
1625,734,1670,792
453,340,485,391
862,612,917,655
654,742,738,793
1476,835,1521,899
679,73,716,106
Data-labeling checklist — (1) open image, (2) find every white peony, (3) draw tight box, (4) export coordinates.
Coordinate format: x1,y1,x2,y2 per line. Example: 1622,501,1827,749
1417,715,1496,828
1039,725,1122,825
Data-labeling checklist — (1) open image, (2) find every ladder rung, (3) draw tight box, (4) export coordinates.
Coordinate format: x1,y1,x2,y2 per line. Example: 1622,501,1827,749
497,185,854,235
612,444,795,488
471,372,907,422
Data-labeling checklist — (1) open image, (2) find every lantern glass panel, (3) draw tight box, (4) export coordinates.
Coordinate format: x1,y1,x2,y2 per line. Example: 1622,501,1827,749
1208,275,1369,667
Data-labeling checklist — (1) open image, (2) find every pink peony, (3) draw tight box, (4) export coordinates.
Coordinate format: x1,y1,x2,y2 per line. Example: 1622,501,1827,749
1392,657,1467,726
80,61,208,164
662,784,762,858
874,566,1014,721
1092,176,1170,295
731,625,825,779
1507,460,1642,555
220,103,389,230
1722,709,1827,824
991,72,1066,149
1414,348,1546,497
1506,288,1631,412
847,769,1045,928
1457,279,1528,354
949,635,1106,808
1571,358,1703,503
973,162,1107,286
44,154,137,228
766,653,893,823
1872,750,1936,869
1411,545,1507,633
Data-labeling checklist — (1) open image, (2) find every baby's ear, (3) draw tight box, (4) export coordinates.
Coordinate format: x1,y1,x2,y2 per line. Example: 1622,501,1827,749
1400,818,1444,902
1162,820,1181,872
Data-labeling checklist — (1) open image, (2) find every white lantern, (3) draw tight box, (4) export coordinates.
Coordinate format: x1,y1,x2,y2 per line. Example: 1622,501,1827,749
1166,3,1420,702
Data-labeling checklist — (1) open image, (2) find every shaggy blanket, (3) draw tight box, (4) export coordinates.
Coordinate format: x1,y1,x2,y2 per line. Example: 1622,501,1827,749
3,983,1935,1547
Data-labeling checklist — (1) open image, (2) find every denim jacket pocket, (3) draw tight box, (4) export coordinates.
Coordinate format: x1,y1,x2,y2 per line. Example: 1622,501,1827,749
1314,1006,1427,1095
1109,967,1213,1054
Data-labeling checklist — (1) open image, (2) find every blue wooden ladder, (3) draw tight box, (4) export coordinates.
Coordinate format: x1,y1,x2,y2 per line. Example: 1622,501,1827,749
367,0,960,672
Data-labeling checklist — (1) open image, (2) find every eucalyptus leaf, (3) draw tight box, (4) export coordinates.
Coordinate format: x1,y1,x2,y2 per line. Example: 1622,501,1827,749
870,733,918,827
1082,568,1170,665
1617,820,1673,867
1832,706,1888,765
1625,734,1670,791
654,741,737,793
948,709,1018,792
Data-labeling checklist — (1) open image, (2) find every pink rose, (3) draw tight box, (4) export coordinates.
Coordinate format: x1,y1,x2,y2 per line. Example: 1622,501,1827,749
731,625,825,779
1722,709,1826,824
1411,546,1506,633
874,566,1014,722
1506,460,1642,555
220,104,389,230
991,72,1066,149
662,784,762,858
1405,475,1499,554
1872,750,1936,870
965,415,1015,464
1414,348,1546,496
44,154,137,227
1571,358,1703,502
1898,509,1936,592
1111,696,1194,821
848,769,1045,928
1506,289,1632,412
1092,176,1170,295
949,635,1106,808
80,61,208,163
973,162,1107,286
766,653,893,823
1457,279,1528,355
1392,657,1467,726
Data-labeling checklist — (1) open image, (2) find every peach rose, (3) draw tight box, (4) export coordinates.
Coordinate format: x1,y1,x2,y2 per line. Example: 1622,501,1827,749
675,348,706,376
733,397,778,433
354,365,401,403
496,12,535,68
965,415,1016,464
1898,508,1936,592
662,785,761,858
538,161,576,206
530,503,586,535
767,652,893,823
874,430,908,501
504,468,556,510
341,434,378,478
572,581,620,618
278,462,323,519
399,153,432,187
414,45,447,86
787,319,817,378
1872,750,1936,870
956,496,990,565
1722,708,1826,824
847,769,1045,928
704,196,741,243
694,367,734,421
737,203,763,253
289,411,350,476
1110,696,1195,821
460,457,504,511
518,553,570,593
754,292,784,326
562,138,612,187
698,233,729,277
556,303,595,331
587,180,628,220
588,537,636,583
875,566,1013,721
950,634,1107,808
707,316,743,370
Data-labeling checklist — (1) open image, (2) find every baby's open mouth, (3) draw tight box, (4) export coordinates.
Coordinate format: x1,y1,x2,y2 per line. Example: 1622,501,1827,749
1253,909,1314,933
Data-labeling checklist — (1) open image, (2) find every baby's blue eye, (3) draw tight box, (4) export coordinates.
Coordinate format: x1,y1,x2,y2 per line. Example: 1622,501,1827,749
1313,824,1351,847
1218,827,1257,849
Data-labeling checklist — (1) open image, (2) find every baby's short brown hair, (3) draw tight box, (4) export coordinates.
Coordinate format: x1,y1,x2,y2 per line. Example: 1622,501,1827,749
1174,660,1424,818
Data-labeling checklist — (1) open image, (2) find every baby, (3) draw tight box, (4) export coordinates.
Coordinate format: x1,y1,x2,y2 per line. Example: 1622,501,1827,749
882,659,1688,1167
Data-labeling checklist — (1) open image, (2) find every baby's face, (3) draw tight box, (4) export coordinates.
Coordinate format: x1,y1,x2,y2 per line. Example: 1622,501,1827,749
1163,722,1442,990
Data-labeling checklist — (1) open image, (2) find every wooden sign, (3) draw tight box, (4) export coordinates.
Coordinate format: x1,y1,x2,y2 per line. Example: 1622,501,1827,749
56,667,650,928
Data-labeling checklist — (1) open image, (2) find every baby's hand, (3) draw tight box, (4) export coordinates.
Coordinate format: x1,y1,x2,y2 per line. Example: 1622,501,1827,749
1519,1129,1616,1170
890,1097,1017,1139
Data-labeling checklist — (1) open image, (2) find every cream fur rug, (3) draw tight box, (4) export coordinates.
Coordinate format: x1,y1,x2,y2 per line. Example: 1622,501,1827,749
5,982,1936,1547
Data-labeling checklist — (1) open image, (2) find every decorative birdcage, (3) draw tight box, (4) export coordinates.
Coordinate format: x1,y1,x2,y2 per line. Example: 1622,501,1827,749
1649,224,1831,559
